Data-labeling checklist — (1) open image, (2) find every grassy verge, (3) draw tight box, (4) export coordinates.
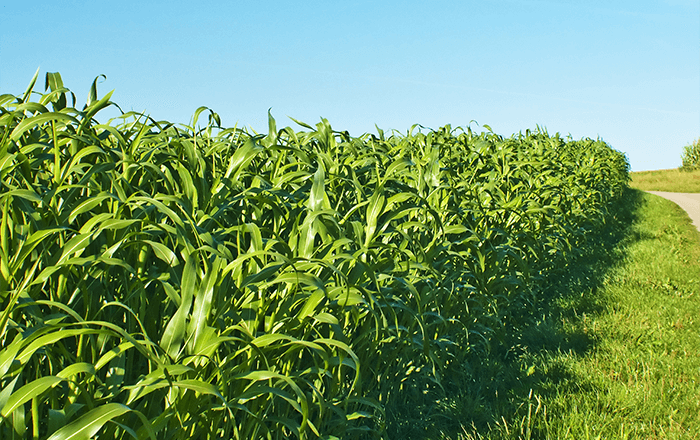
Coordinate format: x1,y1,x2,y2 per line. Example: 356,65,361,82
630,168,700,192
427,188,700,439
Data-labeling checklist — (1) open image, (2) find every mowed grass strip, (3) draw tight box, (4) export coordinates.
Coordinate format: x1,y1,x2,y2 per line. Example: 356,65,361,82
450,189,700,440
630,168,700,193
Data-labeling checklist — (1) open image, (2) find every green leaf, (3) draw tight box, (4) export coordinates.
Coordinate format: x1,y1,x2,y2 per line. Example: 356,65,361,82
160,254,195,358
9,112,79,141
126,377,220,406
82,89,113,127
328,286,365,306
0,334,23,378
308,163,327,212
190,325,223,357
443,225,468,235
364,190,386,247
46,403,130,440
0,153,16,179
251,334,293,348
94,342,134,371
223,137,263,181
86,74,106,107
187,258,220,355
21,67,40,104
55,233,93,266
1,188,42,204
142,240,178,266
56,362,96,379
175,162,198,207
17,329,102,364
68,193,115,223
170,379,224,399
1,376,63,418
98,218,140,231
299,289,325,319
0,376,20,420
78,212,114,234
314,312,339,325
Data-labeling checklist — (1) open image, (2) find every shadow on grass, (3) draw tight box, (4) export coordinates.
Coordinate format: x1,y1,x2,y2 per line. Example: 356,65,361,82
384,188,646,439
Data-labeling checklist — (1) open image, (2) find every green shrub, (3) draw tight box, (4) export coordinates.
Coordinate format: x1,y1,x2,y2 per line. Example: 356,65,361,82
680,138,700,170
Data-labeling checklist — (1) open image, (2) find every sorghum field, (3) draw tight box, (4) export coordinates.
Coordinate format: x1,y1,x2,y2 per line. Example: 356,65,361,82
0,72,629,439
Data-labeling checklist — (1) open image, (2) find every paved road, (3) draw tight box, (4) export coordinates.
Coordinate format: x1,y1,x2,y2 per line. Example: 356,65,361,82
646,191,700,232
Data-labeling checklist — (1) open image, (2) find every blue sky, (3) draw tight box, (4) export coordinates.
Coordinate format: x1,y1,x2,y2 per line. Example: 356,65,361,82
2,0,698,171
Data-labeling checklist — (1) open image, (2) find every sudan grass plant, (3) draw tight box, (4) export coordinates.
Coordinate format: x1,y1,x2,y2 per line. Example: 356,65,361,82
681,138,700,171
0,72,629,439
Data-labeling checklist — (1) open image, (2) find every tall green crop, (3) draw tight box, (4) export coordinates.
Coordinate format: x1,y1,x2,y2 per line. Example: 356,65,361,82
0,72,629,439
681,138,700,170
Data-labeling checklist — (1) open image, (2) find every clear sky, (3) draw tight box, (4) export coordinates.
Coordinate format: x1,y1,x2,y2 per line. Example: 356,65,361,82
2,0,698,171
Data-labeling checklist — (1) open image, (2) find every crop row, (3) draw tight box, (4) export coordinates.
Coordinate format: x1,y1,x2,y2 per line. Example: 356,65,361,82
0,72,629,439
